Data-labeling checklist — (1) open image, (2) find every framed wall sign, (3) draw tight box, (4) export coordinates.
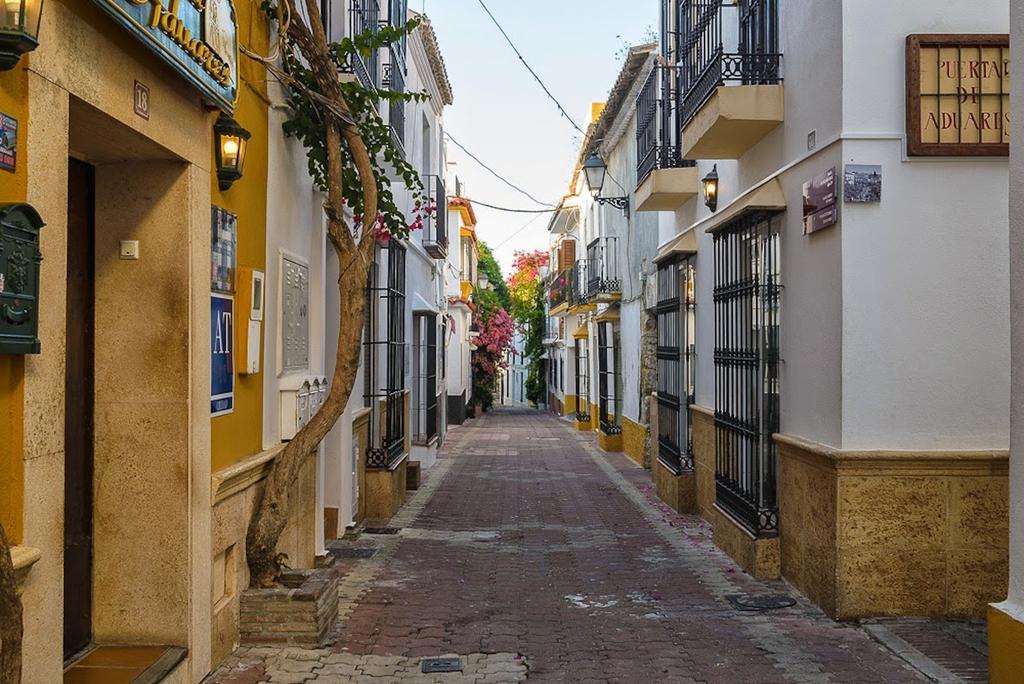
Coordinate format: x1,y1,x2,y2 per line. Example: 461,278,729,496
211,293,234,416
803,167,838,235
0,114,17,173
90,0,239,112
211,206,237,293
906,34,1009,156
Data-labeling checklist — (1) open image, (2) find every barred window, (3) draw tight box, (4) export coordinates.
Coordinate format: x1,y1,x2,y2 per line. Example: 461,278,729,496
575,337,590,421
713,213,781,536
597,321,621,435
364,241,407,468
656,257,696,473
412,313,438,444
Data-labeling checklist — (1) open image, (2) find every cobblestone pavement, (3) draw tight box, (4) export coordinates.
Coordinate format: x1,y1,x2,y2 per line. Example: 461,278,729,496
208,409,985,683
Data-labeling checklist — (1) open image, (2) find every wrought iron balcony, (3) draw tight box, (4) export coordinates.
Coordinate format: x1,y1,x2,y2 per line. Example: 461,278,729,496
636,65,695,184
568,260,589,309
677,0,782,130
548,269,570,311
585,237,621,300
348,0,381,90
421,175,447,259
384,46,406,156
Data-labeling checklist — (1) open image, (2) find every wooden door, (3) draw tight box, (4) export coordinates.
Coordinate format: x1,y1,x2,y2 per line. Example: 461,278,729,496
63,157,95,660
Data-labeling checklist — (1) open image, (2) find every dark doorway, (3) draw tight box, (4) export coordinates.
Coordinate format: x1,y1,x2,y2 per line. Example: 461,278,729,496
64,157,95,661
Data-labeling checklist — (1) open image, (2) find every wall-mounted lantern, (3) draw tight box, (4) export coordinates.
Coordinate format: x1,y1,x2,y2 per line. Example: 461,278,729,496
702,164,719,212
0,203,44,354
0,0,43,70
214,112,251,191
477,272,490,290
582,152,629,218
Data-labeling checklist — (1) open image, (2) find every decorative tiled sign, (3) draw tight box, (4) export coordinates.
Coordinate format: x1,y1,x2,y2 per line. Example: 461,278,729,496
0,113,16,173
92,0,239,112
906,34,1010,156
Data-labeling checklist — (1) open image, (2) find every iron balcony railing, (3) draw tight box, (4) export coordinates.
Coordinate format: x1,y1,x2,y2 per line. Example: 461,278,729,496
384,46,406,155
348,0,381,90
678,0,782,129
568,260,589,309
421,174,447,259
543,318,559,343
586,237,621,299
548,268,570,310
636,64,696,184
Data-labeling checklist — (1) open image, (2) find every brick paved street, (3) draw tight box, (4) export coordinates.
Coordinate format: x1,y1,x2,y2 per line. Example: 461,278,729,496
208,409,987,683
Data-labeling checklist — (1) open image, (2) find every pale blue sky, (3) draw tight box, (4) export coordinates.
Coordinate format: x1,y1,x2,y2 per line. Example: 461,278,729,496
419,0,657,273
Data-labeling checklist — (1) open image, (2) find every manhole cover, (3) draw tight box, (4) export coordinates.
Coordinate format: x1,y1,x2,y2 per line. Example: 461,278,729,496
363,527,401,535
329,547,377,559
726,593,797,611
421,657,463,673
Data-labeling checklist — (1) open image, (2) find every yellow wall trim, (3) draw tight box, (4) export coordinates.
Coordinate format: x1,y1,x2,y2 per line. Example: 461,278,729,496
0,356,24,543
989,603,1024,682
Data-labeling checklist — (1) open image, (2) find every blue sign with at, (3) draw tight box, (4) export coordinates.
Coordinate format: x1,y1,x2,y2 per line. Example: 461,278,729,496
211,293,234,416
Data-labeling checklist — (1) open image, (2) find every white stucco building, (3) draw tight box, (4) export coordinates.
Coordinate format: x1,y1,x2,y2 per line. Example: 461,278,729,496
639,0,1010,623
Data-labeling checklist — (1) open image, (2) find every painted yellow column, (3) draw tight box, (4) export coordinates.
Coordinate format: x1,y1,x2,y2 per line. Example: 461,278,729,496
0,356,25,544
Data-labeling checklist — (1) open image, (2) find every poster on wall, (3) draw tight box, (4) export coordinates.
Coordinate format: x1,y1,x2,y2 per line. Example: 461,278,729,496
0,113,17,173
843,165,882,203
802,167,838,235
211,206,237,293
211,293,234,416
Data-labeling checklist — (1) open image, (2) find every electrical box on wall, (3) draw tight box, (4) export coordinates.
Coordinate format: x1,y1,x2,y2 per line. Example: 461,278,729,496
236,267,265,375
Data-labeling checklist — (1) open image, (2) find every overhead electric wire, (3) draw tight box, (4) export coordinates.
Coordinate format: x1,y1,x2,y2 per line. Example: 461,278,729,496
474,0,585,136
492,212,547,250
445,132,556,208
458,197,559,214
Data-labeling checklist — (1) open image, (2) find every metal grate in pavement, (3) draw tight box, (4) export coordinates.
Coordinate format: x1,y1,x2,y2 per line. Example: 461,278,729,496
726,593,797,612
864,619,988,683
421,656,463,673
328,547,377,559
363,527,401,535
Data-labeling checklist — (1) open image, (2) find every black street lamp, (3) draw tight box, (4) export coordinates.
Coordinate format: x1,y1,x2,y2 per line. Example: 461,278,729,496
702,164,719,212
582,152,629,218
0,0,43,70
214,112,251,191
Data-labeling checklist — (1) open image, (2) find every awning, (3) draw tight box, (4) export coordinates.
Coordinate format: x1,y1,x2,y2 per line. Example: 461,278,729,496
547,205,580,234
703,177,786,234
412,293,439,314
654,229,698,263
595,304,620,323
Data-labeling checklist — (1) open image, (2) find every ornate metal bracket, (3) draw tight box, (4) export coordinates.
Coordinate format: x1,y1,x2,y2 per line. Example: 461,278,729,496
595,196,630,218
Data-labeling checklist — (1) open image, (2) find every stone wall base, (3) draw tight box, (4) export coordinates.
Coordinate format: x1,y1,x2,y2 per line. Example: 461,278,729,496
652,459,697,515
240,567,339,648
622,416,646,466
597,429,623,453
365,459,408,520
988,603,1024,682
776,433,1008,619
711,504,780,579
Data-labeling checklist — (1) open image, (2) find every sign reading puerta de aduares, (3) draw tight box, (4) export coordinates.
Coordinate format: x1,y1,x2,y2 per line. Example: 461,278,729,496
906,34,1009,156
92,0,239,112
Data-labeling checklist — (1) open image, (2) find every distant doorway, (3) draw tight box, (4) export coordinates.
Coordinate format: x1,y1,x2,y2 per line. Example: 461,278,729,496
63,157,95,661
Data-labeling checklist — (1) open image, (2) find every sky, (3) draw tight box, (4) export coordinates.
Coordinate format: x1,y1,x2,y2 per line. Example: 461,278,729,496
418,0,658,274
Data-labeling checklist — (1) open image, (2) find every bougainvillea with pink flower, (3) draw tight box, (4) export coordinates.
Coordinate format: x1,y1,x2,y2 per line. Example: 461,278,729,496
470,277,516,410
354,197,437,242
507,250,549,324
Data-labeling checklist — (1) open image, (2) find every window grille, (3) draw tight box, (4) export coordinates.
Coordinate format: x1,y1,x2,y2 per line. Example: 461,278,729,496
656,256,696,473
412,313,438,444
364,241,407,468
575,337,590,422
597,321,621,435
586,237,621,300
713,212,781,535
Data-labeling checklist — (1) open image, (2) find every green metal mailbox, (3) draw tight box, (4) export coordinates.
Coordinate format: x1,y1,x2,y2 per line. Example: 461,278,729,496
0,203,44,354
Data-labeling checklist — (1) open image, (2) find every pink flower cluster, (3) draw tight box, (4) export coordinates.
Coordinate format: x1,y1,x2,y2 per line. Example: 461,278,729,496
472,307,515,382
353,198,438,242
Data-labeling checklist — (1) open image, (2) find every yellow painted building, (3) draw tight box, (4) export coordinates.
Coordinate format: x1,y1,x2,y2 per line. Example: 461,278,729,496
0,0,315,679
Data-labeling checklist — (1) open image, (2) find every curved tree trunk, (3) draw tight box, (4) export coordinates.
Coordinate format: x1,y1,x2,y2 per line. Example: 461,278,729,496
245,0,380,589
0,521,23,684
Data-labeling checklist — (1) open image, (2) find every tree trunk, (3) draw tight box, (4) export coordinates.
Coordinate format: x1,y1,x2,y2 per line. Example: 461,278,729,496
0,521,23,684
245,0,380,589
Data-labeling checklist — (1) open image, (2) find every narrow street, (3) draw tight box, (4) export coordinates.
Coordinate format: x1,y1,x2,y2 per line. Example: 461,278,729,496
208,409,985,683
